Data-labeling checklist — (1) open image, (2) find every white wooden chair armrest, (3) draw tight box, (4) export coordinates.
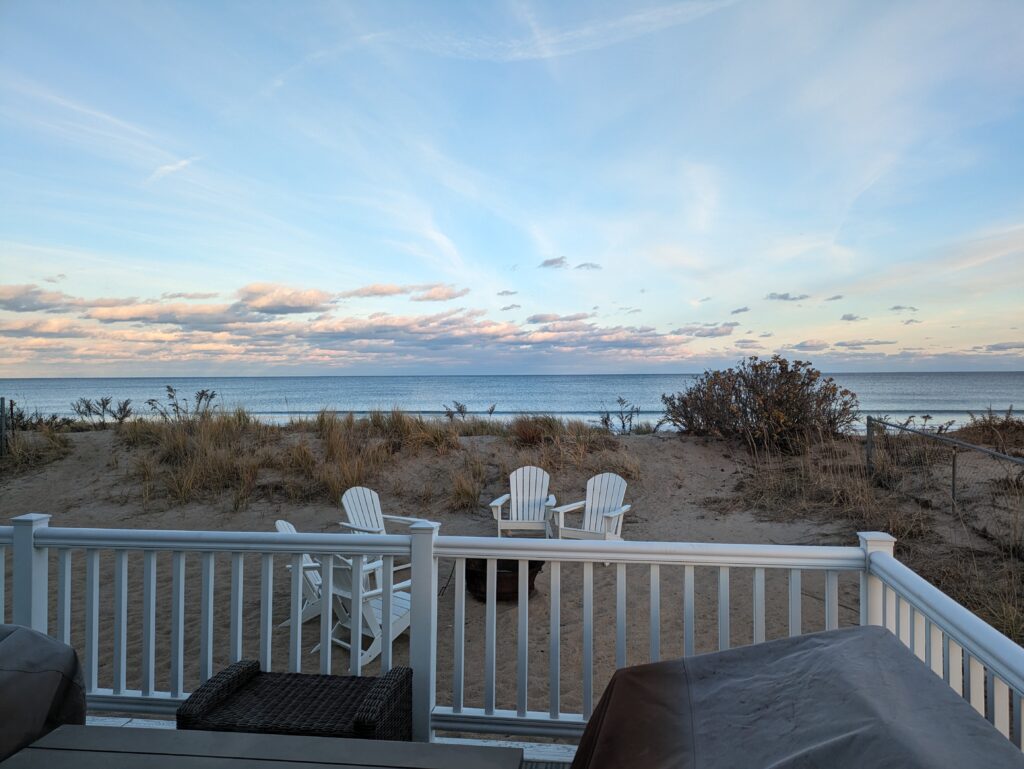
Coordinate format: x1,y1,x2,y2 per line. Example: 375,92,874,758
601,504,631,532
338,578,413,600
552,500,585,515
553,500,585,529
381,514,428,526
490,494,510,520
338,521,384,534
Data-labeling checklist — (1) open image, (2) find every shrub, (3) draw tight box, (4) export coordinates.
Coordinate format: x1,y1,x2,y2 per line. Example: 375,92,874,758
956,407,1024,454
662,356,859,453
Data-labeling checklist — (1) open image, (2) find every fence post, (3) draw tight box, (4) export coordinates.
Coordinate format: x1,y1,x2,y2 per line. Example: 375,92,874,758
865,415,875,475
1,397,6,456
12,514,51,632
858,531,896,628
951,449,958,510
409,521,438,742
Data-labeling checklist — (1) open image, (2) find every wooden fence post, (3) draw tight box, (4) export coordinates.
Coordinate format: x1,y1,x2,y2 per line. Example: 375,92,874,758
0,397,6,457
865,415,875,475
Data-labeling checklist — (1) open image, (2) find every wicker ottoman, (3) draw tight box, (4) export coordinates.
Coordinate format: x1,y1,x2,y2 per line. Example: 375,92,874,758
176,660,412,741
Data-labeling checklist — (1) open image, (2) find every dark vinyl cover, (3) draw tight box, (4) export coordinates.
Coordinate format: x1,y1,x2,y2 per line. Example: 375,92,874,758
572,625,1024,769
0,624,85,761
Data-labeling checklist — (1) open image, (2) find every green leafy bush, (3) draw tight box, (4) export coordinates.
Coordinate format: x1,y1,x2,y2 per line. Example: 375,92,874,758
661,356,859,453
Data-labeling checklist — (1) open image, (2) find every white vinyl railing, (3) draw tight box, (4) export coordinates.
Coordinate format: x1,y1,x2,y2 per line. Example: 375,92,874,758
6,515,1024,749
863,540,1024,747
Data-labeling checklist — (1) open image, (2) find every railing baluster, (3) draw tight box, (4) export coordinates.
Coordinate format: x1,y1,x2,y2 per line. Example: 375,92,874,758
1014,689,1023,749
968,655,985,715
824,570,839,630
141,550,156,696
583,561,594,717
517,559,528,717
913,608,926,662
319,553,333,675
381,555,394,673
289,553,302,673
995,678,1011,737
170,551,185,698
718,566,730,651
649,564,661,661
615,563,626,668
948,639,963,695
549,560,561,719
84,549,99,693
200,552,215,682
753,567,765,644
230,553,244,663
0,547,5,623
113,550,128,694
683,564,695,656
885,585,896,632
788,569,801,637
452,558,465,713
484,558,496,715
898,597,911,648
349,554,363,677
260,553,273,671
56,549,71,644
988,670,996,724
927,620,942,677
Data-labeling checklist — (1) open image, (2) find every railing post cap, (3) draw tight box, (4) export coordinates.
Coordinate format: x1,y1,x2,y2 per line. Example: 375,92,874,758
12,513,51,526
858,531,896,552
410,520,439,534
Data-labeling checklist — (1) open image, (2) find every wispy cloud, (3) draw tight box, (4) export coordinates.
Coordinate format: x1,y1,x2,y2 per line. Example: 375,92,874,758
413,1,739,62
834,339,897,349
766,292,810,301
409,284,470,302
890,305,919,312
825,295,843,301
497,290,518,296
500,304,521,311
841,313,865,321
730,306,749,314
792,339,829,351
539,257,569,269
146,156,199,183
575,262,602,270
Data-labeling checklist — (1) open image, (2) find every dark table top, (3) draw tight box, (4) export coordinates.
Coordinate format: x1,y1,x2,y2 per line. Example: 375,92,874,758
2,726,523,769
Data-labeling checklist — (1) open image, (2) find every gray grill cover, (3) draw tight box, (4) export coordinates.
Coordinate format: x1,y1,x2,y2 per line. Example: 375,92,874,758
0,624,85,760
572,626,1024,769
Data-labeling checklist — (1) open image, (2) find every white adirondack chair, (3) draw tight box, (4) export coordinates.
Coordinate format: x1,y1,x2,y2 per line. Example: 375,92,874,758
553,473,630,540
318,555,413,667
490,466,556,537
341,487,428,534
274,520,394,627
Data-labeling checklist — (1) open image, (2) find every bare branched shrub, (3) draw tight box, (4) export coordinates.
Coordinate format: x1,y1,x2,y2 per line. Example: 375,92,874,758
662,356,858,453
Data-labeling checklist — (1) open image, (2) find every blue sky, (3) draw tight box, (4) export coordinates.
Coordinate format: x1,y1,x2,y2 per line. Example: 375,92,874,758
1,0,1022,375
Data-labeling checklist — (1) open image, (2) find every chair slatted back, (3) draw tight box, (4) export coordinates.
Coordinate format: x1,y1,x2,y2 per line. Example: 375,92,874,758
583,473,628,536
508,466,551,522
275,519,322,593
342,487,386,533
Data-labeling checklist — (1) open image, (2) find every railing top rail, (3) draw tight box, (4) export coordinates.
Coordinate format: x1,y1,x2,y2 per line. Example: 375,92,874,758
868,416,1024,466
869,551,1024,693
435,535,866,570
33,527,412,556
0,525,12,545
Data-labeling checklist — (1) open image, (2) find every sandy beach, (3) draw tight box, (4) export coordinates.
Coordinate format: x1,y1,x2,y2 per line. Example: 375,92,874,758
1,427,872,724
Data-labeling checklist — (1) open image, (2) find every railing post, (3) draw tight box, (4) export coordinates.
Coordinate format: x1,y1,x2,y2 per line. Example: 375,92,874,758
410,522,438,742
865,416,875,475
12,514,51,632
858,531,896,627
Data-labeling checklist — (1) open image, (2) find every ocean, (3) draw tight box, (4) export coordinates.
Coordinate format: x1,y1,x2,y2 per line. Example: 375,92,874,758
1,372,1022,428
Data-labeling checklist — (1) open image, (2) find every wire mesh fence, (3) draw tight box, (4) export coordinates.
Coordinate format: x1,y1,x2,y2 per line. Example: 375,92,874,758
866,416,1024,552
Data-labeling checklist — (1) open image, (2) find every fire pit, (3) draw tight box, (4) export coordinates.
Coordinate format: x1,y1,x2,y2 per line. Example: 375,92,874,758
464,558,545,602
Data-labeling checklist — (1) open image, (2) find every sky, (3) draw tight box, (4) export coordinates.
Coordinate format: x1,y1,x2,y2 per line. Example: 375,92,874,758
1,0,1023,376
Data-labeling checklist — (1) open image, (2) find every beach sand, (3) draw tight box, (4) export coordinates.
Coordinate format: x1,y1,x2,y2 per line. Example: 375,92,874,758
1,429,865,728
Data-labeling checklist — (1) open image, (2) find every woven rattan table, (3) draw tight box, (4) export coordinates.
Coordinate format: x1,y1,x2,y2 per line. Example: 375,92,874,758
0,726,523,768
